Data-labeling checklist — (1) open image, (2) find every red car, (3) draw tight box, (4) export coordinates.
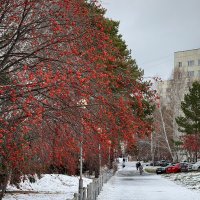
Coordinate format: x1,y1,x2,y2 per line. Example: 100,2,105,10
166,163,181,173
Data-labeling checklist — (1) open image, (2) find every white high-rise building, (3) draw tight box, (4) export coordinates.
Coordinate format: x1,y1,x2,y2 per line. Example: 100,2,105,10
156,48,200,161
174,48,200,81
158,48,200,107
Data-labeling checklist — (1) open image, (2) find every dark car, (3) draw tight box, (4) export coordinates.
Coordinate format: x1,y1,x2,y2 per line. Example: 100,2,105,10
180,162,193,172
156,163,173,174
150,161,161,166
156,166,166,174
160,160,170,167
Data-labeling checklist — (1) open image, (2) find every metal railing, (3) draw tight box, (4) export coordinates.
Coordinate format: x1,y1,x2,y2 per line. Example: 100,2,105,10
71,169,113,200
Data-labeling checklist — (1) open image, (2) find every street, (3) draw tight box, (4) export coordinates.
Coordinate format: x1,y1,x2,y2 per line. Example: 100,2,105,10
97,162,200,200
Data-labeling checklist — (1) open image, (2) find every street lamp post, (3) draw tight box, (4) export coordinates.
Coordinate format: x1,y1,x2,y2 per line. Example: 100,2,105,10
108,140,111,168
77,99,87,200
97,128,102,176
99,143,101,175
79,137,83,200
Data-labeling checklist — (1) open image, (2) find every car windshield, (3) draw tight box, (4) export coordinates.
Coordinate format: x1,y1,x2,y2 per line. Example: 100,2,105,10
165,164,172,167
180,163,187,166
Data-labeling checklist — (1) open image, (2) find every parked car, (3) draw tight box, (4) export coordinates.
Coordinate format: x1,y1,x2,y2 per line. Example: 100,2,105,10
166,163,181,173
192,161,200,171
150,161,161,166
150,160,170,167
156,166,166,174
187,163,193,171
180,162,193,172
156,163,173,174
160,160,170,167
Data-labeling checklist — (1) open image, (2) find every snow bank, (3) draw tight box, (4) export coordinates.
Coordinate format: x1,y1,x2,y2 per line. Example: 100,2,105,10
7,174,91,192
5,174,92,200
163,172,200,190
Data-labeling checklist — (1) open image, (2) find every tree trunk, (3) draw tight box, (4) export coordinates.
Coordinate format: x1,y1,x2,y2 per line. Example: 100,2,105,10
0,170,11,200
159,105,174,160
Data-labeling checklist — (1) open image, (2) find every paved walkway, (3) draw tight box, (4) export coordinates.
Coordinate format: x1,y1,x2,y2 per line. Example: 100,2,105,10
97,162,200,200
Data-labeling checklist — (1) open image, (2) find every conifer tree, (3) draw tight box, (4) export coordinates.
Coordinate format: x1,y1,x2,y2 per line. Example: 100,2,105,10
176,81,200,161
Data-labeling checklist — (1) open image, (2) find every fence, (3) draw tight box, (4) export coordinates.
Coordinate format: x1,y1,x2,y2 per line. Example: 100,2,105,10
71,169,113,200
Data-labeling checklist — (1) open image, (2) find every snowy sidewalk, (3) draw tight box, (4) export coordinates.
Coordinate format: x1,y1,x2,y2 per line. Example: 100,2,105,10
97,162,200,200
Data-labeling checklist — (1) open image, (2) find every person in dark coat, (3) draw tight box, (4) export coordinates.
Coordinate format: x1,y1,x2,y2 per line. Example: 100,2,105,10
122,157,125,168
136,161,141,170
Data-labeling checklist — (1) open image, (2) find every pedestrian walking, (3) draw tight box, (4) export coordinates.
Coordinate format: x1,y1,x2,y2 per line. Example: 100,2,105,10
136,161,141,170
122,157,125,168
139,165,143,175
136,162,139,170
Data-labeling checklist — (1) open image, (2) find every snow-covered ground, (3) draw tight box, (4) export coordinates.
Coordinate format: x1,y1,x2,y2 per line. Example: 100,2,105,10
143,163,200,191
5,174,92,200
163,172,200,190
97,161,200,200
3,161,200,200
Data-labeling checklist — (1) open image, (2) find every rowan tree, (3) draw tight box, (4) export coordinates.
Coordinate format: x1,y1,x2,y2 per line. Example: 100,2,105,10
0,0,119,196
0,1,157,198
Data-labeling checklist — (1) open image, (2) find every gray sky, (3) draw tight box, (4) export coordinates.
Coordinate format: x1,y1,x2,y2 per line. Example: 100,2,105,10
101,0,200,80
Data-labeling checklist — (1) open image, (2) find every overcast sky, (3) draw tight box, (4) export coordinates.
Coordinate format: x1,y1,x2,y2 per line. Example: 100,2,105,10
101,0,200,80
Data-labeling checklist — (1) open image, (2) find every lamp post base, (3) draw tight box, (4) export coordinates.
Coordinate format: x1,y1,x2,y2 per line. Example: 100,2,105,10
79,178,83,200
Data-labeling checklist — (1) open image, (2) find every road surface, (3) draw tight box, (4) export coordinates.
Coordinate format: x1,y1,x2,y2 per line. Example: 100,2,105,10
97,162,200,200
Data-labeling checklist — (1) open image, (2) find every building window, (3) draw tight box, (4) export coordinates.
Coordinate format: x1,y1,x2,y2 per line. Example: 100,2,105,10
198,59,200,66
188,71,194,77
198,70,200,77
178,62,182,67
188,60,194,66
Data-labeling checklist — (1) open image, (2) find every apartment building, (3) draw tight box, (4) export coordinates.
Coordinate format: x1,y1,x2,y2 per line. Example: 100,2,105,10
156,48,200,161
158,48,200,106
172,48,200,111
174,48,200,81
